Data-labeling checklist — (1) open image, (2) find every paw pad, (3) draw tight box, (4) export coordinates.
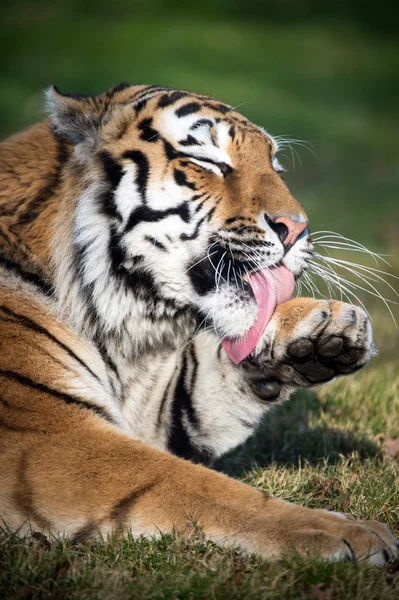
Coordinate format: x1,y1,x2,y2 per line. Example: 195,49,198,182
288,339,313,358
283,335,368,386
250,378,281,401
317,336,343,358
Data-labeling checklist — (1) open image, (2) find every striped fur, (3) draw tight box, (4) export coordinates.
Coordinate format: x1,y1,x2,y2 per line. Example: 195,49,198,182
0,84,397,563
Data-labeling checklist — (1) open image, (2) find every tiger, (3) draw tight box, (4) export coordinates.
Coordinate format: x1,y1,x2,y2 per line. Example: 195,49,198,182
0,83,397,564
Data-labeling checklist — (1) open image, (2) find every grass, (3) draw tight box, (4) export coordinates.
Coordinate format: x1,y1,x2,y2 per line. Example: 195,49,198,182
1,1,399,598
2,528,399,600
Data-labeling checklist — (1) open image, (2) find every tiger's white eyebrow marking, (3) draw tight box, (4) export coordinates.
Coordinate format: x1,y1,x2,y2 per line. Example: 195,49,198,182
158,108,233,176
189,157,225,176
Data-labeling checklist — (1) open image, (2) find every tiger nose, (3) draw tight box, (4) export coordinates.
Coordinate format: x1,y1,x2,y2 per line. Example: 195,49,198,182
274,216,309,246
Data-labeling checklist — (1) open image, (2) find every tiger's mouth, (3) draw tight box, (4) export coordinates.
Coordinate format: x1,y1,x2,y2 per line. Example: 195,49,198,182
204,243,275,293
222,264,295,364
188,243,296,364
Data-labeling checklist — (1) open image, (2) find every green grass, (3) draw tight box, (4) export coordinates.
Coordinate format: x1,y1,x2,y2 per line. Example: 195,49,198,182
1,2,399,598
2,527,399,600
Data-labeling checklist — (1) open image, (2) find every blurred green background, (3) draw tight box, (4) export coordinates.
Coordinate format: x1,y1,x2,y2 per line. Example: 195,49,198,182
1,0,398,337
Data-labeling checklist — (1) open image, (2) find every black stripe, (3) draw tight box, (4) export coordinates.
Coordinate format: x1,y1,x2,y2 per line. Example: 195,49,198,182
163,140,189,162
203,102,232,115
179,135,200,147
16,133,70,227
124,203,190,233
98,151,124,221
0,203,21,217
138,117,159,143
108,223,126,274
168,353,211,464
183,154,233,177
134,97,149,114
14,451,51,529
52,86,92,100
128,86,171,109
173,168,197,190
227,237,272,248
158,91,189,108
223,224,265,234
0,305,104,387
109,480,157,522
175,102,201,118
0,394,49,433
180,216,205,241
114,118,131,140
105,82,131,98
186,240,224,294
99,151,124,189
71,245,100,332
195,200,206,213
205,206,216,222
94,338,120,381
225,216,247,225
122,150,150,202
0,370,115,424
107,257,190,316
0,255,54,296
130,85,169,103
189,344,198,393
194,193,210,213
0,416,48,434
219,163,233,177
190,119,214,130
157,376,173,428
109,480,158,534
144,236,167,252
123,268,157,299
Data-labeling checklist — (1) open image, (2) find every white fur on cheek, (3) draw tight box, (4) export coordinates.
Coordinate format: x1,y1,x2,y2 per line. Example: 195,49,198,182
198,287,258,339
113,164,142,222
282,234,310,276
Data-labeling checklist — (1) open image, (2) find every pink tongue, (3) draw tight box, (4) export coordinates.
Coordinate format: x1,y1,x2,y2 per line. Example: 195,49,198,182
222,265,295,364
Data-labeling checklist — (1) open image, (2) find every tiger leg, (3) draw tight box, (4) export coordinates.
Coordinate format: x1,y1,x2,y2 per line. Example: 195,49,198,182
1,416,398,565
242,298,376,399
1,289,396,563
161,299,374,461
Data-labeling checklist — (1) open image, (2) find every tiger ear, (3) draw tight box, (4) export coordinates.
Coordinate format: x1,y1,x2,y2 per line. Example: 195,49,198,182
45,86,108,148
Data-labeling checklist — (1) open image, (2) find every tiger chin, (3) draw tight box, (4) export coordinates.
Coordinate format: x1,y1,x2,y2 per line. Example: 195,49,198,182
0,83,397,565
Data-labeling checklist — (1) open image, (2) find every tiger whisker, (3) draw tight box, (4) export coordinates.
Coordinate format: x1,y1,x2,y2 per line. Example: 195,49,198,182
311,230,391,266
184,249,218,275
313,253,399,298
311,261,396,319
313,242,392,264
309,264,371,318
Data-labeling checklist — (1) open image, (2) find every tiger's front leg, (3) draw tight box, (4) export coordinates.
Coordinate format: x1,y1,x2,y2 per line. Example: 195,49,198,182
166,298,375,464
241,297,376,402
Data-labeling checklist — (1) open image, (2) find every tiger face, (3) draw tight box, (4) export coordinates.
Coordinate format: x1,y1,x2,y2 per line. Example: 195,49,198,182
49,85,312,360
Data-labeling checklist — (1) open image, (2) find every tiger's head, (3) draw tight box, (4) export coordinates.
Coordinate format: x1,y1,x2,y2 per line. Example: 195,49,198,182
48,84,312,360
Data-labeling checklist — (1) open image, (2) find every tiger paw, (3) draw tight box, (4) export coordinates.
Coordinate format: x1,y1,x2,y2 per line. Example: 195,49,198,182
243,298,376,399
